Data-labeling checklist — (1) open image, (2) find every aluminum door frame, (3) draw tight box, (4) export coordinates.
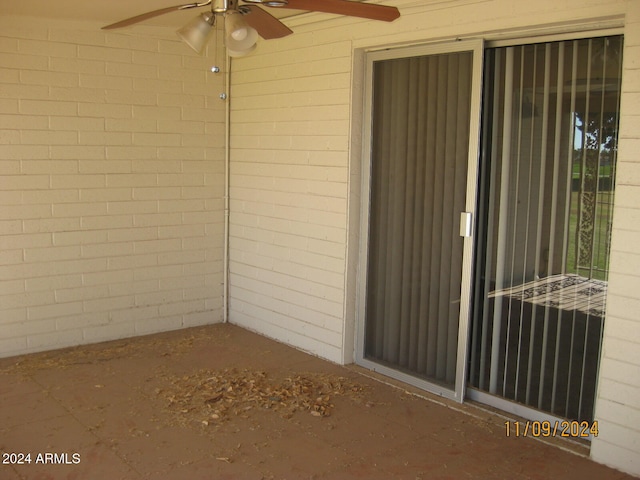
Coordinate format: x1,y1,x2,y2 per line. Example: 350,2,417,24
355,39,484,402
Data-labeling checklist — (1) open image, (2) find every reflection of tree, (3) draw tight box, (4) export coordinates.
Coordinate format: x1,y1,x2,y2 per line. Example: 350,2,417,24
569,35,623,279
573,110,617,276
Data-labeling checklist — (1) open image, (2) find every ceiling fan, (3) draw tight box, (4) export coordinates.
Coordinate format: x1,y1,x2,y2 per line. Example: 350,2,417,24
102,0,400,56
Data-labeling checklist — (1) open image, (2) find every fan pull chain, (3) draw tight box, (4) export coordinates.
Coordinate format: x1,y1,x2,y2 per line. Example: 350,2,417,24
208,19,227,101
219,20,228,101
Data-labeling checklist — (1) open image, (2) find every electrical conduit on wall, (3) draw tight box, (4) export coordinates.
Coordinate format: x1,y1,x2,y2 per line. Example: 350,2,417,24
223,54,231,323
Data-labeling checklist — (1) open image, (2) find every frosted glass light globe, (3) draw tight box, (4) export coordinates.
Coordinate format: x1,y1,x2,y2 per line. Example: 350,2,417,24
231,27,248,41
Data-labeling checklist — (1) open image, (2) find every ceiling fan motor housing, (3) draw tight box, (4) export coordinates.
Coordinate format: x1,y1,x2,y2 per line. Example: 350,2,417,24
213,0,289,14
242,0,289,6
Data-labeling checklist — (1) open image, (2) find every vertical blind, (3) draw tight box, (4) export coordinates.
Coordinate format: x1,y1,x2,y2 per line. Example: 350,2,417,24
364,52,473,387
469,36,622,422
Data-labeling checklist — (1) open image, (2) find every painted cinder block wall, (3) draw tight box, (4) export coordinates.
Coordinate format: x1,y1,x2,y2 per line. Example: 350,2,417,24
590,3,640,475
0,16,226,356
227,0,640,475
0,0,638,476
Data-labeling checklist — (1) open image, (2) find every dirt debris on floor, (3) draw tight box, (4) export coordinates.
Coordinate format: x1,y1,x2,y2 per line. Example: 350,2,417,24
0,325,634,480
0,327,227,375
159,368,369,428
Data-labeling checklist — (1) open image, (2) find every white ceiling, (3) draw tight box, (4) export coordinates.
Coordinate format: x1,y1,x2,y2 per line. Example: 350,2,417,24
0,0,302,29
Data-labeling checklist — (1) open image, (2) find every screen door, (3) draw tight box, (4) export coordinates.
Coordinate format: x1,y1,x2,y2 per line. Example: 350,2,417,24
357,41,483,401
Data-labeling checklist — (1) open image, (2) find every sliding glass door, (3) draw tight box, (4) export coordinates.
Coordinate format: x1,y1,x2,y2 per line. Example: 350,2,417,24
357,34,621,420
468,36,623,422
357,41,483,400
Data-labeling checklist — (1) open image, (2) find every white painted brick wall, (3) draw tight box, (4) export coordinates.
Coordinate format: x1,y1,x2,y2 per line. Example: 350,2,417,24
228,0,639,475
0,16,226,357
229,29,353,363
1,1,638,475
591,1,640,475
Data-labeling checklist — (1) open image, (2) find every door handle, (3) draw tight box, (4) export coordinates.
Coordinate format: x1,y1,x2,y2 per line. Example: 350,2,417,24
460,212,473,237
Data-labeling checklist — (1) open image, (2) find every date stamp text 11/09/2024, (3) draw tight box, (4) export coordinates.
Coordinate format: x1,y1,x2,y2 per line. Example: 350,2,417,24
505,420,599,438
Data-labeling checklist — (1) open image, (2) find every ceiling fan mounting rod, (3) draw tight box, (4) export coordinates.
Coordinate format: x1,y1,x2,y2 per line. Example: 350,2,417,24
212,0,233,13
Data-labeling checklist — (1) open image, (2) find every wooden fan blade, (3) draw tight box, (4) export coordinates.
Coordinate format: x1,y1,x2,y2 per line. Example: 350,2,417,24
280,0,400,22
102,2,210,30
242,5,293,39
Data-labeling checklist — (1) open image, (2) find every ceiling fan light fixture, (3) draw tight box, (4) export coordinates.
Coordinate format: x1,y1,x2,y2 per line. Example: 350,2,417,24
177,11,216,54
225,12,259,55
227,44,257,57
105,0,400,56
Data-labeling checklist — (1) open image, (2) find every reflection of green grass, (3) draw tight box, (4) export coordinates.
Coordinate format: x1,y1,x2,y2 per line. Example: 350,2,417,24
566,191,612,281
572,162,612,179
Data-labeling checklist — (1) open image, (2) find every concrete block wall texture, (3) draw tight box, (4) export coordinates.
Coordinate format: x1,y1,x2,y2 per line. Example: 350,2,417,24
228,24,353,365
0,0,638,476
590,2,640,475
0,16,226,357
227,0,640,475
